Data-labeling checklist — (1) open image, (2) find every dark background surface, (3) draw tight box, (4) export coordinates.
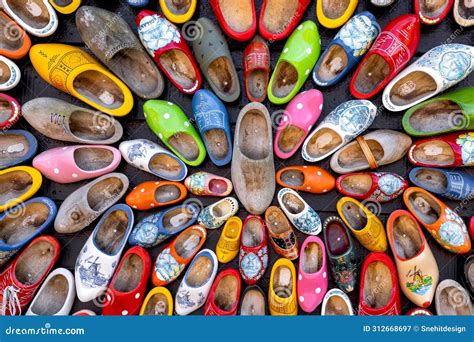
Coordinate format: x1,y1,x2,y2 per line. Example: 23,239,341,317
7,0,473,315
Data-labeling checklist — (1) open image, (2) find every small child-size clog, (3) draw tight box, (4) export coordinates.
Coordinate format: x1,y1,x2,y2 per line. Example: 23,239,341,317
0,93,20,130
204,268,241,316
435,279,473,315
0,130,37,169
269,258,297,316
49,0,81,14
277,188,322,235
184,172,233,197
276,166,335,194
0,11,31,59
30,44,133,116
140,287,173,316
243,36,270,102
454,0,474,27
239,285,266,315
267,21,320,105
198,197,239,229
0,56,20,91
216,216,242,263
414,0,453,25
159,0,196,24
126,181,187,211
316,0,358,29
210,0,256,41
321,288,354,315
144,100,206,167
265,206,299,260
239,215,268,285
0,166,42,212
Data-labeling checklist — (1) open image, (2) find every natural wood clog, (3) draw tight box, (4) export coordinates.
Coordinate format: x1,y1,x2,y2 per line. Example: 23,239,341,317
0,93,20,130
321,288,353,315
49,0,81,14
140,287,173,316
210,0,257,41
454,0,474,26
0,166,42,212
435,279,473,315
265,206,299,260
415,0,453,25
216,216,242,263
0,11,31,59
269,258,297,316
243,36,270,102
0,130,37,169
204,268,241,316
317,0,358,29
126,181,187,211
184,172,233,197
159,0,197,24
0,56,20,91
276,166,335,194
239,285,266,315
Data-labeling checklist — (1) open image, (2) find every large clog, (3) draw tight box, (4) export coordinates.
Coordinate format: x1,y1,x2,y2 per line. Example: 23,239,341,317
415,0,453,25
239,285,266,315
268,258,297,316
159,0,196,24
321,288,354,315
204,268,241,316
264,206,299,260
239,215,268,285
210,0,256,41
184,172,233,197
276,166,335,194
198,197,239,230
49,0,81,14
0,93,20,130
435,279,473,315
0,166,42,212
0,11,31,59
316,0,358,29
454,0,474,27
0,130,37,169
243,36,270,102
0,56,20,91
140,287,173,316
216,216,242,263
126,181,187,211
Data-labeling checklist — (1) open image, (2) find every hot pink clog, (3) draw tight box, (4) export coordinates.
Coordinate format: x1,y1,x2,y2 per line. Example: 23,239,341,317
33,145,121,184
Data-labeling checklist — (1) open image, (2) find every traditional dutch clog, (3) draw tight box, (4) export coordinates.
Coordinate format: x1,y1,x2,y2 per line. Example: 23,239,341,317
408,131,474,167
137,11,201,94
210,0,256,41
383,44,474,112
277,188,322,235
159,0,196,24
102,246,152,316
0,93,20,130
175,249,218,315
184,172,233,197
30,44,134,116
358,252,401,316
140,287,173,316
276,166,335,194
336,172,408,203
297,236,328,313
126,181,187,211
0,11,31,59
72,309,96,316
0,130,37,169
313,12,380,87
75,204,134,302
33,145,121,184
144,100,206,167
350,14,420,99
0,166,42,212
403,187,471,254
330,129,412,174
463,255,473,296
405,308,433,316
414,0,453,24
128,0,148,7
265,206,299,260
302,100,378,162
192,18,240,102
192,89,232,166
239,215,268,285
216,216,242,263
269,258,297,316
267,21,320,105
454,0,474,26
243,36,270,102
336,196,387,252
274,89,324,159
231,102,275,215
239,285,266,315
321,288,354,315
435,279,473,315
0,56,20,91
49,0,81,14
198,197,239,230
22,98,123,145
54,173,129,234
0,236,60,315
25,268,75,316
204,268,241,316
76,7,164,99
128,202,201,248
316,0,358,29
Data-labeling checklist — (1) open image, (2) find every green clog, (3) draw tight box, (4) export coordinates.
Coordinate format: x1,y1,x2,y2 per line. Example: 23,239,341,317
144,100,206,166
267,21,321,105
402,87,474,137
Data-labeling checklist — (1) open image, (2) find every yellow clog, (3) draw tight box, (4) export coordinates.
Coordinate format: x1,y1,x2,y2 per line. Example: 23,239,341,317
216,216,242,263
0,166,42,212
316,0,358,29
49,0,81,14
336,197,387,252
29,44,133,117
269,258,297,316
139,287,173,316
159,0,197,24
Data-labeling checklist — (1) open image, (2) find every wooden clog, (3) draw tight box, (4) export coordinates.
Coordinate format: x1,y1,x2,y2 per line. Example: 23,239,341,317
216,216,242,263
126,181,187,211
415,0,453,25
276,166,335,194
239,215,268,285
0,56,20,91
198,197,239,229
184,172,233,197
0,166,42,212
321,288,354,315
239,285,266,315
243,36,270,102
140,287,173,316
210,0,256,41
204,268,241,316
317,0,358,29
0,93,20,130
265,206,299,260
49,0,81,14
454,0,474,26
0,130,37,169
435,279,473,315
159,0,197,24
269,258,297,316
0,11,31,59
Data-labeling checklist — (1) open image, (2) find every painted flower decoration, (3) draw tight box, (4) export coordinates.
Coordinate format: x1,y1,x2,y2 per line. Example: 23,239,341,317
338,15,379,57
378,173,404,195
139,15,181,57
439,51,471,81
456,132,474,166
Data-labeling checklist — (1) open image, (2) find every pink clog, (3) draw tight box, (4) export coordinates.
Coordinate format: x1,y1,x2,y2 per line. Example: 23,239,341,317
274,90,324,159
297,236,328,313
33,145,121,184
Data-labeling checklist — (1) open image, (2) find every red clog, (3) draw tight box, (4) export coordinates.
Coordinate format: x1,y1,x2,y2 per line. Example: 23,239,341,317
470,216,474,240
0,93,20,130
0,236,60,316
102,246,152,316
350,14,420,99
243,35,270,102
204,268,242,316
414,0,453,25
210,0,257,41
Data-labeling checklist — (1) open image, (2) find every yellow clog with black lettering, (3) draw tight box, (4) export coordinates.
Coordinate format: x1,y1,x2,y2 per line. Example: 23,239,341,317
0,166,42,212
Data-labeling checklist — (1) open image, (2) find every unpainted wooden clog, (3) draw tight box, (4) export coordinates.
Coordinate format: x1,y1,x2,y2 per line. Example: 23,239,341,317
239,285,266,315
126,181,187,211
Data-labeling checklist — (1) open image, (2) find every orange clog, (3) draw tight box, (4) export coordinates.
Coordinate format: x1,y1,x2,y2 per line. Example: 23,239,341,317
276,166,335,194
0,11,31,59
126,181,187,211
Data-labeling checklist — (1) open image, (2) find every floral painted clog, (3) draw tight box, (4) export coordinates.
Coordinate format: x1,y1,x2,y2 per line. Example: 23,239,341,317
216,216,242,263
387,210,439,307
159,0,196,24
276,166,335,194
350,14,420,99
175,249,218,315
210,0,256,41
0,236,60,316
321,288,354,315
0,93,20,130
403,187,471,254
297,236,328,313
204,268,241,316
383,44,473,112
415,0,453,24
126,181,187,211
313,12,380,87
302,100,377,162
0,166,42,212
336,172,408,203
102,246,152,316
129,202,201,248
243,36,270,102
0,56,20,91
265,206,299,260
49,0,81,14
30,44,133,116
0,130,37,169
336,196,387,252
239,285,266,315
269,258,298,316
140,287,173,316
358,252,401,316
198,197,239,230
192,89,232,166
267,21,320,105
435,279,473,315
239,215,268,285
151,225,207,286
277,188,321,235
144,100,206,167
137,11,201,94
316,0,358,29
454,0,474,27
274,89,324,159
0,11,31,59
184,172,233,197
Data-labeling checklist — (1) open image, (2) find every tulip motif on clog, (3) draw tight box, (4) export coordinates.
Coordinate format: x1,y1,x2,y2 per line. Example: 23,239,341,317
184,172,233,197
278,188,322,235
198,197,239,229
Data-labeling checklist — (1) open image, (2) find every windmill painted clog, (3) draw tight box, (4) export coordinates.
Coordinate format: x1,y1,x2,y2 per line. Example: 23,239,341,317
239,215,268,285
198,197,239,230
216,216,242,263
126,181,187,211
0,130,37,169
239,285,266,315
49,0,81,14
204,268,241,316
0,56,20,91
276,166,335,194
0,166,42,212
321,288,354,315
159,0,196,24
210,0,256,41
140,287,173,316
0,93,20,130
435,279,473,315
414,0,453,24
243,36,270,102
269,258,297,316
0,11,31,59
184,172,233,197
265,206,299,260
316,0,358,29
454,0,474,26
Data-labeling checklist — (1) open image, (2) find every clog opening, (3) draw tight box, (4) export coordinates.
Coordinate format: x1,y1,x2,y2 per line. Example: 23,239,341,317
187,255,212,287
155,184,182,204
113,253,144,292
163,207,194,231
363,261,393,308
204,128,229,161
87,177,125,213
159,50,197,90
30,274,68,315
209,179,229,195
282,192,304,215
143,292,169,315
354,54,390,95
175,229,202,259
149,153,184,180
0,170,33,206
5,0,50,29
219,0,253,33
317,45,348,82
239,109,270,160
306,128,342,159
302,242,322,274
53,0,73,6
247,68,267,100
261,0,298,34
224,219,240,239
272,61,297,99
326,295,350,315
69,110,117,141
336,139,384,170
266,207,290,235
392,215,423,260
340,201,367,230
389,71,437,107
407,191,441,225
457,0,474,20
278,125,305,153
326,220,350,256
212,199,233,218
15,239,55,285
242,217,264,247
340,174,373,196
408,100,464,133
214,274,238,312
95,209,129,255
0,60,12,84
412,140,455,166
438,285,472,315
0,14,23,51
411,168,447,194
74,147,114,171
164,0,191,15
322,0,350,19
420,0,449,18
279,169,305,187
168,131,200,162
273,265,293,299
0,133,29,168
0,97,13,123
208,57,238,97
241,289,265,315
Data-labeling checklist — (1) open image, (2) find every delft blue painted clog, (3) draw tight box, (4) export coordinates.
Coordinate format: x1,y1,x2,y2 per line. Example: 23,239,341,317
128,0,148,7
192,90,233,166
0,130,38,169
313,12,380,87
129,202,201,248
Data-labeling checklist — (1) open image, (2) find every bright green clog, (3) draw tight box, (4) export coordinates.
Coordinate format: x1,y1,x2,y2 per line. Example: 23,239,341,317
144,100,206,166
267,21,321,105
402,87,474,137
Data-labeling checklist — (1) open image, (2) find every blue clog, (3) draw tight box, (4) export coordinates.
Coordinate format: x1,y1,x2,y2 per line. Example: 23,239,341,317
313,12,380,87
0,197,57,267
128,202,201,248
0,130,38,169
409,167,474,201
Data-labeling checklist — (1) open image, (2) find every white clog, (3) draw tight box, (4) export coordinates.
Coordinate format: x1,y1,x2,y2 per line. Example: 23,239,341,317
0,56,20,91
277,188,321,235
